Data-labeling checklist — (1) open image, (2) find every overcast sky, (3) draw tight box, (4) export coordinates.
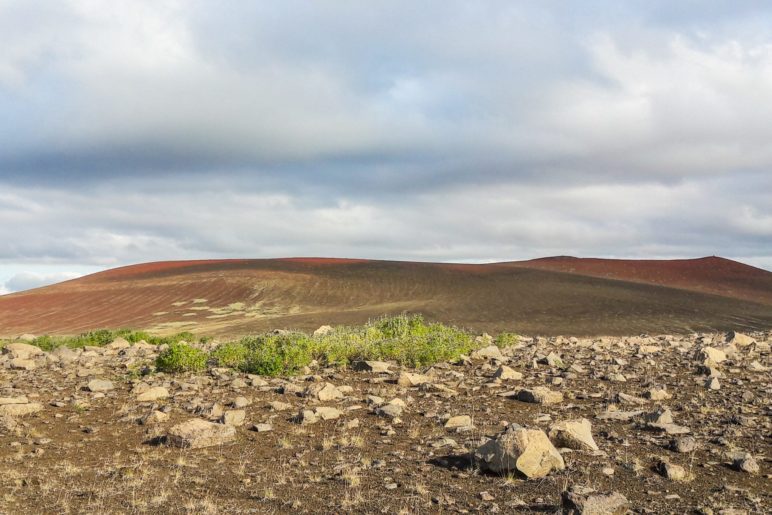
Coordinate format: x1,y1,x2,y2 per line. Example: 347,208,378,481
2,1,772,293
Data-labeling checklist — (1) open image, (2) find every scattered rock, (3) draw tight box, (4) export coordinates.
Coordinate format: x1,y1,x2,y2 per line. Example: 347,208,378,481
516,387,563,405
562,487,630,515
670,436,697,453
167,419,236,449
304,382,343,402
397,372,430,387
3,342,44,360
0,402,43,417
136,387,169,402
492,365,522,381
352,360,390,373
444,415,473,431
87,379,114,392
731,453,759,475
474,425,565,478
656,459,690,481
549,418,599,451
221,409,246,426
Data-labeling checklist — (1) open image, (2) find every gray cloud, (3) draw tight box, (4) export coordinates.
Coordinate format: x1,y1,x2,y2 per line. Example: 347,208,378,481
0,0,771,285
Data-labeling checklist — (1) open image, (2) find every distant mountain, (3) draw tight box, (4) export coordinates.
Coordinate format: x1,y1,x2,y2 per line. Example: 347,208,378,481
1,257,771,337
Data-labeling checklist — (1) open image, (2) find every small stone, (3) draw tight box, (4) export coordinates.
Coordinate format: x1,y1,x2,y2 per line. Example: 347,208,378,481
140,410,169,425
352,360,390,373
10,358,37,370
3,342,44,360
221,409,246,426
305,382,344,402
136,387,169,402
87,379,115,392
397,372,430,387
671,436,697,453
706,377,720,390
549,418,599,451
444,415,473,430
732,453,759,475
472,345,505,361
516,387,563,405
231,396,250,409
313,325,334,336
562,488,629,515
250,423,273,432
479,491,495,501
314,406,342,421
645,388,672,401
167,419,236,449
294,409,318,425
493,365,522,381
269,401,292,411
699,347,726,364
656,459,690,481
725,331,754,347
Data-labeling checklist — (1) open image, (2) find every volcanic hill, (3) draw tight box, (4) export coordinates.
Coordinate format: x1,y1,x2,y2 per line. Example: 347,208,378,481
1,256,771,337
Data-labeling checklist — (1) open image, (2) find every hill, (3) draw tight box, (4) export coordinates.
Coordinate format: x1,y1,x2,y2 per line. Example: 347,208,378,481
1,257,771,337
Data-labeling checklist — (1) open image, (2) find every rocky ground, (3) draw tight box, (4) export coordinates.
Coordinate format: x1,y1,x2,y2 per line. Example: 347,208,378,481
0,330,769,514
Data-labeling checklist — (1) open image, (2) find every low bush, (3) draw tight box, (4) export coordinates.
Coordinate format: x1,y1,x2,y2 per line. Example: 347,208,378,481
155,342,208,373
29,329,202,351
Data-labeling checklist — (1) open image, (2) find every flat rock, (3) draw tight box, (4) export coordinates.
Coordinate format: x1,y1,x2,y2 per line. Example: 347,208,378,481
136,386,169,402
444,415,473,430
3,342,44,360
10,358,37,370
167,419,236,449
493,365,522,381
516,387,563,405
87,379,115,392
397,372,430,387
562,488,630,515
352,360,390,373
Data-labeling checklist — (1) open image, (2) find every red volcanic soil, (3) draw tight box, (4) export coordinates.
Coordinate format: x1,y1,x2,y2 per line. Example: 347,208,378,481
509,256,772,306
1,257,771,337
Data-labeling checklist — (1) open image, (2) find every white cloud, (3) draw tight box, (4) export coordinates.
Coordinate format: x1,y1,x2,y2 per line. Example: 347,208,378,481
3,271,83,293
0,1,770,273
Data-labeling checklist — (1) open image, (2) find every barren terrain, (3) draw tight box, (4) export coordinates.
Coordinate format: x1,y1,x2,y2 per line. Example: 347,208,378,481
0,329,769,513
1,257,771,338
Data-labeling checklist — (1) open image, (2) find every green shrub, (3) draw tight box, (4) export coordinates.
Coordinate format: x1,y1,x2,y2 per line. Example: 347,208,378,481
210,341,249,368
494,331,519,348
239,333,313,376
156,343,208,373
28,329,203,351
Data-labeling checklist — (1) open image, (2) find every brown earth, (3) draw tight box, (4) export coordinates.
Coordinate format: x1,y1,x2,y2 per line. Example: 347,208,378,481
1,257,771,337
0,331,769,514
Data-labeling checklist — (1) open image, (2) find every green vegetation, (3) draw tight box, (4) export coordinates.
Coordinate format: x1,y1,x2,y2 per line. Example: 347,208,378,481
208,313,516,377
8,314,520,377
155,342,208,373
494,331,519,348
26,329,201,351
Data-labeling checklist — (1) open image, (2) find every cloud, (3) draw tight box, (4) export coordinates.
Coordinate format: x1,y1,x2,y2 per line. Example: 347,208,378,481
0,1,770,272
3,271,83,293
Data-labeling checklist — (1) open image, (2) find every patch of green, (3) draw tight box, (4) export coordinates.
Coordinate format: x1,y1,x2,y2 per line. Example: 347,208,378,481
494,331,520,348
210,341,250,368
206,313,499,376
27,329,201,351
155,342,208,373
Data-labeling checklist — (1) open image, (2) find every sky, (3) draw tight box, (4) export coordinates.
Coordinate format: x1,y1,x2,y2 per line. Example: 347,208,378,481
1,1,772,293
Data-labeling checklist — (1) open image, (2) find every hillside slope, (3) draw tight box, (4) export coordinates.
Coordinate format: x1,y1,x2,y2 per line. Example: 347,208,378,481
510,256,772,306
1,257,771,337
